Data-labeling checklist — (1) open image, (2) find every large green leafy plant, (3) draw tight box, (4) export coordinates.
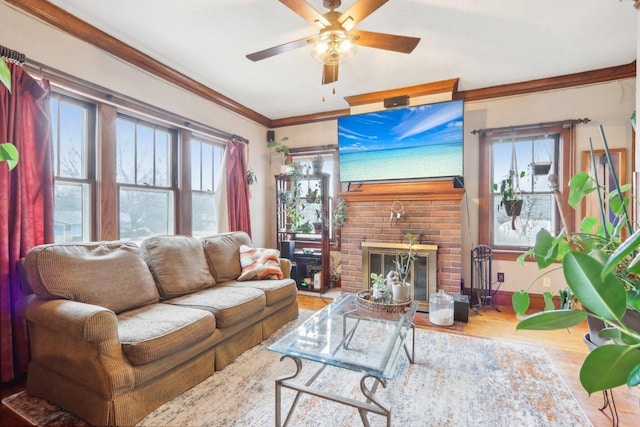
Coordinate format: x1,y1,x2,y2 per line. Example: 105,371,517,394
0,58,18,170
513,129,640,398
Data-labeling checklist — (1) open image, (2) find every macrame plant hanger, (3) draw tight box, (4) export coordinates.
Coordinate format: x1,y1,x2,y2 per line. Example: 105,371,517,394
509,132,521,230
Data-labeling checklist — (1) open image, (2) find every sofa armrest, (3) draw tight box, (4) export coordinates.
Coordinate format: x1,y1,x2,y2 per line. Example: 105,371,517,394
279,258,292,279
25,296,135,396
26,297,119,342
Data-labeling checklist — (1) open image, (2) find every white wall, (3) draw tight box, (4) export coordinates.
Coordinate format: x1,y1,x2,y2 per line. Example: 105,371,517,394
0,3,272,246
279,79,637,296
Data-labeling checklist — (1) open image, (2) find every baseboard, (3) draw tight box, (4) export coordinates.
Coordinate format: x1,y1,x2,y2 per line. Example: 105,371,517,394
491,290,560,310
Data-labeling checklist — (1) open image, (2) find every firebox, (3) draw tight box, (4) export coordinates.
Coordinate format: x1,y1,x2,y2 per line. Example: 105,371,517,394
361,242,438,312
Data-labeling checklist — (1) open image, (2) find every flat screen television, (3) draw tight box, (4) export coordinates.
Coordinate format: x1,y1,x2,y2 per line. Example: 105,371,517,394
338,99,464,183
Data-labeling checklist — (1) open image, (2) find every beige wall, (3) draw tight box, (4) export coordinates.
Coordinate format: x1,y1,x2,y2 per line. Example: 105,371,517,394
279,79,637,295
3,2,636,276
0,3,272,246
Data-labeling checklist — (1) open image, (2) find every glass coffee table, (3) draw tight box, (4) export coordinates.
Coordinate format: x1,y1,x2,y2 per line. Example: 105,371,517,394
269,293,417,427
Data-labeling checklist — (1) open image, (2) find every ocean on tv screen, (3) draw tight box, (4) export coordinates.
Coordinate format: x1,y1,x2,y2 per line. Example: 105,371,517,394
338,100,464,182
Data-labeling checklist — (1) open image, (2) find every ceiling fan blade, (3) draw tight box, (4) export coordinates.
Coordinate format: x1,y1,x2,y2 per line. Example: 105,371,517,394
279,0,330,29
322,63,339,85
338,0,389,31
351,30,420,54
246,36,317,62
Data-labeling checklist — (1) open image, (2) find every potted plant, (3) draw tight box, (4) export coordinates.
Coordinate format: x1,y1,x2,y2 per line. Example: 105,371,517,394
267,136,290,174
246,169,256,186
328,197,347,247
491,169,526,230
512,127,640,402
531,161,552,176
329,255,341,288
388,233,417,301
370,273,391,303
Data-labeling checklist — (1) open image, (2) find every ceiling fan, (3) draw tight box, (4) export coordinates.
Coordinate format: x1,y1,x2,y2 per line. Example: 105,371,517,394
246,0,421,85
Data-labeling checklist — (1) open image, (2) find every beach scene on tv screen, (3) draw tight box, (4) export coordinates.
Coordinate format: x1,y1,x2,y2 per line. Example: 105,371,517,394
338,100,463,182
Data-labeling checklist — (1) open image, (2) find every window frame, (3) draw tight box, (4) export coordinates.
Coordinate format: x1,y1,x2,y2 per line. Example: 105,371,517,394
478,124,575,260
190,135,224,237
115,113,179,240
50,91,97,242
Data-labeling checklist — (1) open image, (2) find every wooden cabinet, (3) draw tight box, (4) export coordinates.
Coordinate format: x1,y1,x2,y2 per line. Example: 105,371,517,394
275,173,330,292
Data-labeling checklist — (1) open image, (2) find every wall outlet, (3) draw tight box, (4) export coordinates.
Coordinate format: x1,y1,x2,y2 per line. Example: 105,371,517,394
497,272,504,282
543,277,551,288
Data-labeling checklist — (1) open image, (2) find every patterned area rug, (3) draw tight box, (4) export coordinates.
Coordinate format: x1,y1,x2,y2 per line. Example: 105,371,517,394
3,310,592,427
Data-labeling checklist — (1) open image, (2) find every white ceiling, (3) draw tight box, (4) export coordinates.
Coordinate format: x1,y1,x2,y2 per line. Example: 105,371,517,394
47,0,637,121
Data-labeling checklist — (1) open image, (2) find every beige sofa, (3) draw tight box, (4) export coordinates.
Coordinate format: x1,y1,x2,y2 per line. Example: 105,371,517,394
20,231,298,426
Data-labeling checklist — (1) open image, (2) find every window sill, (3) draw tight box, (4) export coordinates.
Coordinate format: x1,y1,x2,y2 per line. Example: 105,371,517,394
491,249,530,262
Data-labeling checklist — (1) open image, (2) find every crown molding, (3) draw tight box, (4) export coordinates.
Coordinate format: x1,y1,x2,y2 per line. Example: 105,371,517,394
5,0,271,127
456,61,636,102
7,0,637,130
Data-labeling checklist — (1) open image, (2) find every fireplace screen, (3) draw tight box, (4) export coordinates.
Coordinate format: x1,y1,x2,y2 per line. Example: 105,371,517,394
361,242,437,312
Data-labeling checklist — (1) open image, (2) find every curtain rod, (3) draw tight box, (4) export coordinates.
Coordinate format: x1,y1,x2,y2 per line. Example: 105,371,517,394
0,44,26,65
22,57,249,145
470,118,590,136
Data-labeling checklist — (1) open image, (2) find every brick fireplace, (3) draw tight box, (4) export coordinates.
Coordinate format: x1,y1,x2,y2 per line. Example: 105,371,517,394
339,180,464,296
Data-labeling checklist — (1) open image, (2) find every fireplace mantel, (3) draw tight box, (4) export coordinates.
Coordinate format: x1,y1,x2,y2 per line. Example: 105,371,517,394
340,180,464,202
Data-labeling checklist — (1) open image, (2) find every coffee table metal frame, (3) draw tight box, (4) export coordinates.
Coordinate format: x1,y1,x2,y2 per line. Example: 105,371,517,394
270,294,416,427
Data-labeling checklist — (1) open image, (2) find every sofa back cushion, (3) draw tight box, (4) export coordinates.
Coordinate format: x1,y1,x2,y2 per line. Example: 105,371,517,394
24,242,159,314
201,232,252,282
141,235,216,299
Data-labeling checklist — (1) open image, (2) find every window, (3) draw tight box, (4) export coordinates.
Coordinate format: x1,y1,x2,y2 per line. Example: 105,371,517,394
191,137,224,237
47,79,233,242
480,125,574,254
50,93,95,243
116,115,176,241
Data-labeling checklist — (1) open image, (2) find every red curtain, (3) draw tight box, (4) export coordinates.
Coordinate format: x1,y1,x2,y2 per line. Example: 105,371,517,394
225,139,251,237
0,64,53,382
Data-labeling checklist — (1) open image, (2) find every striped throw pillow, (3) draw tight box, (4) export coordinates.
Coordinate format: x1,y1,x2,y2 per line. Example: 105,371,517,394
237,245,284,281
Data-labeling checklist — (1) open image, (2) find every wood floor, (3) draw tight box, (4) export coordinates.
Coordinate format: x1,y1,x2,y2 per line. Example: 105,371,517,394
1,294,638,426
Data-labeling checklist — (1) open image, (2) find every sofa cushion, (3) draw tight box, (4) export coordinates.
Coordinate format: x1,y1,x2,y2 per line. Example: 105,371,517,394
141,235,216,299
24,242,159,314
237,245,283,281
164,285,265,328
225,279,297,307
118,303,216,365
201,232,252,282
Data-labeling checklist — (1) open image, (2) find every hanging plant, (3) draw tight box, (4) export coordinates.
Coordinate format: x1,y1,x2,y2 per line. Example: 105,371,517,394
246,169,257,186
491,169,526,229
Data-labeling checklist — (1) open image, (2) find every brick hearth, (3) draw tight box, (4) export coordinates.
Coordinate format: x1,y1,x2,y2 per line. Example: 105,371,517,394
339,180,464,295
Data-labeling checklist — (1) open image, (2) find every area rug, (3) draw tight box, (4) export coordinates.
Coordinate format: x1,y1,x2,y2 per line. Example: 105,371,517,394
3,310,592,427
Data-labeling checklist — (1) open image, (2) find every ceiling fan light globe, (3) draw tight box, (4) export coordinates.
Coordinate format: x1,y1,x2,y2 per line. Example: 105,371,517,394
314,41,329,55
312,30,356,65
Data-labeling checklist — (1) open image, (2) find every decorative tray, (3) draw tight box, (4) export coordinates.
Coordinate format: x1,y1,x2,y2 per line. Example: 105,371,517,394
356,291,412,317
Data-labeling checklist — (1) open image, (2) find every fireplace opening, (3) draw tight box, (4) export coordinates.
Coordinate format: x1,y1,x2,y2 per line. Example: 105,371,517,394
361,242,437,312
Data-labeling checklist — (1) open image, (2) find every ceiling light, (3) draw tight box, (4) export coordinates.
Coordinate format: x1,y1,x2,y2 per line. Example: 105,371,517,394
311,30,356,65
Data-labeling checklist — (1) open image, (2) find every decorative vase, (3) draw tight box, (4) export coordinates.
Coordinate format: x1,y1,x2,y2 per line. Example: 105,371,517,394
392,283,411,302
